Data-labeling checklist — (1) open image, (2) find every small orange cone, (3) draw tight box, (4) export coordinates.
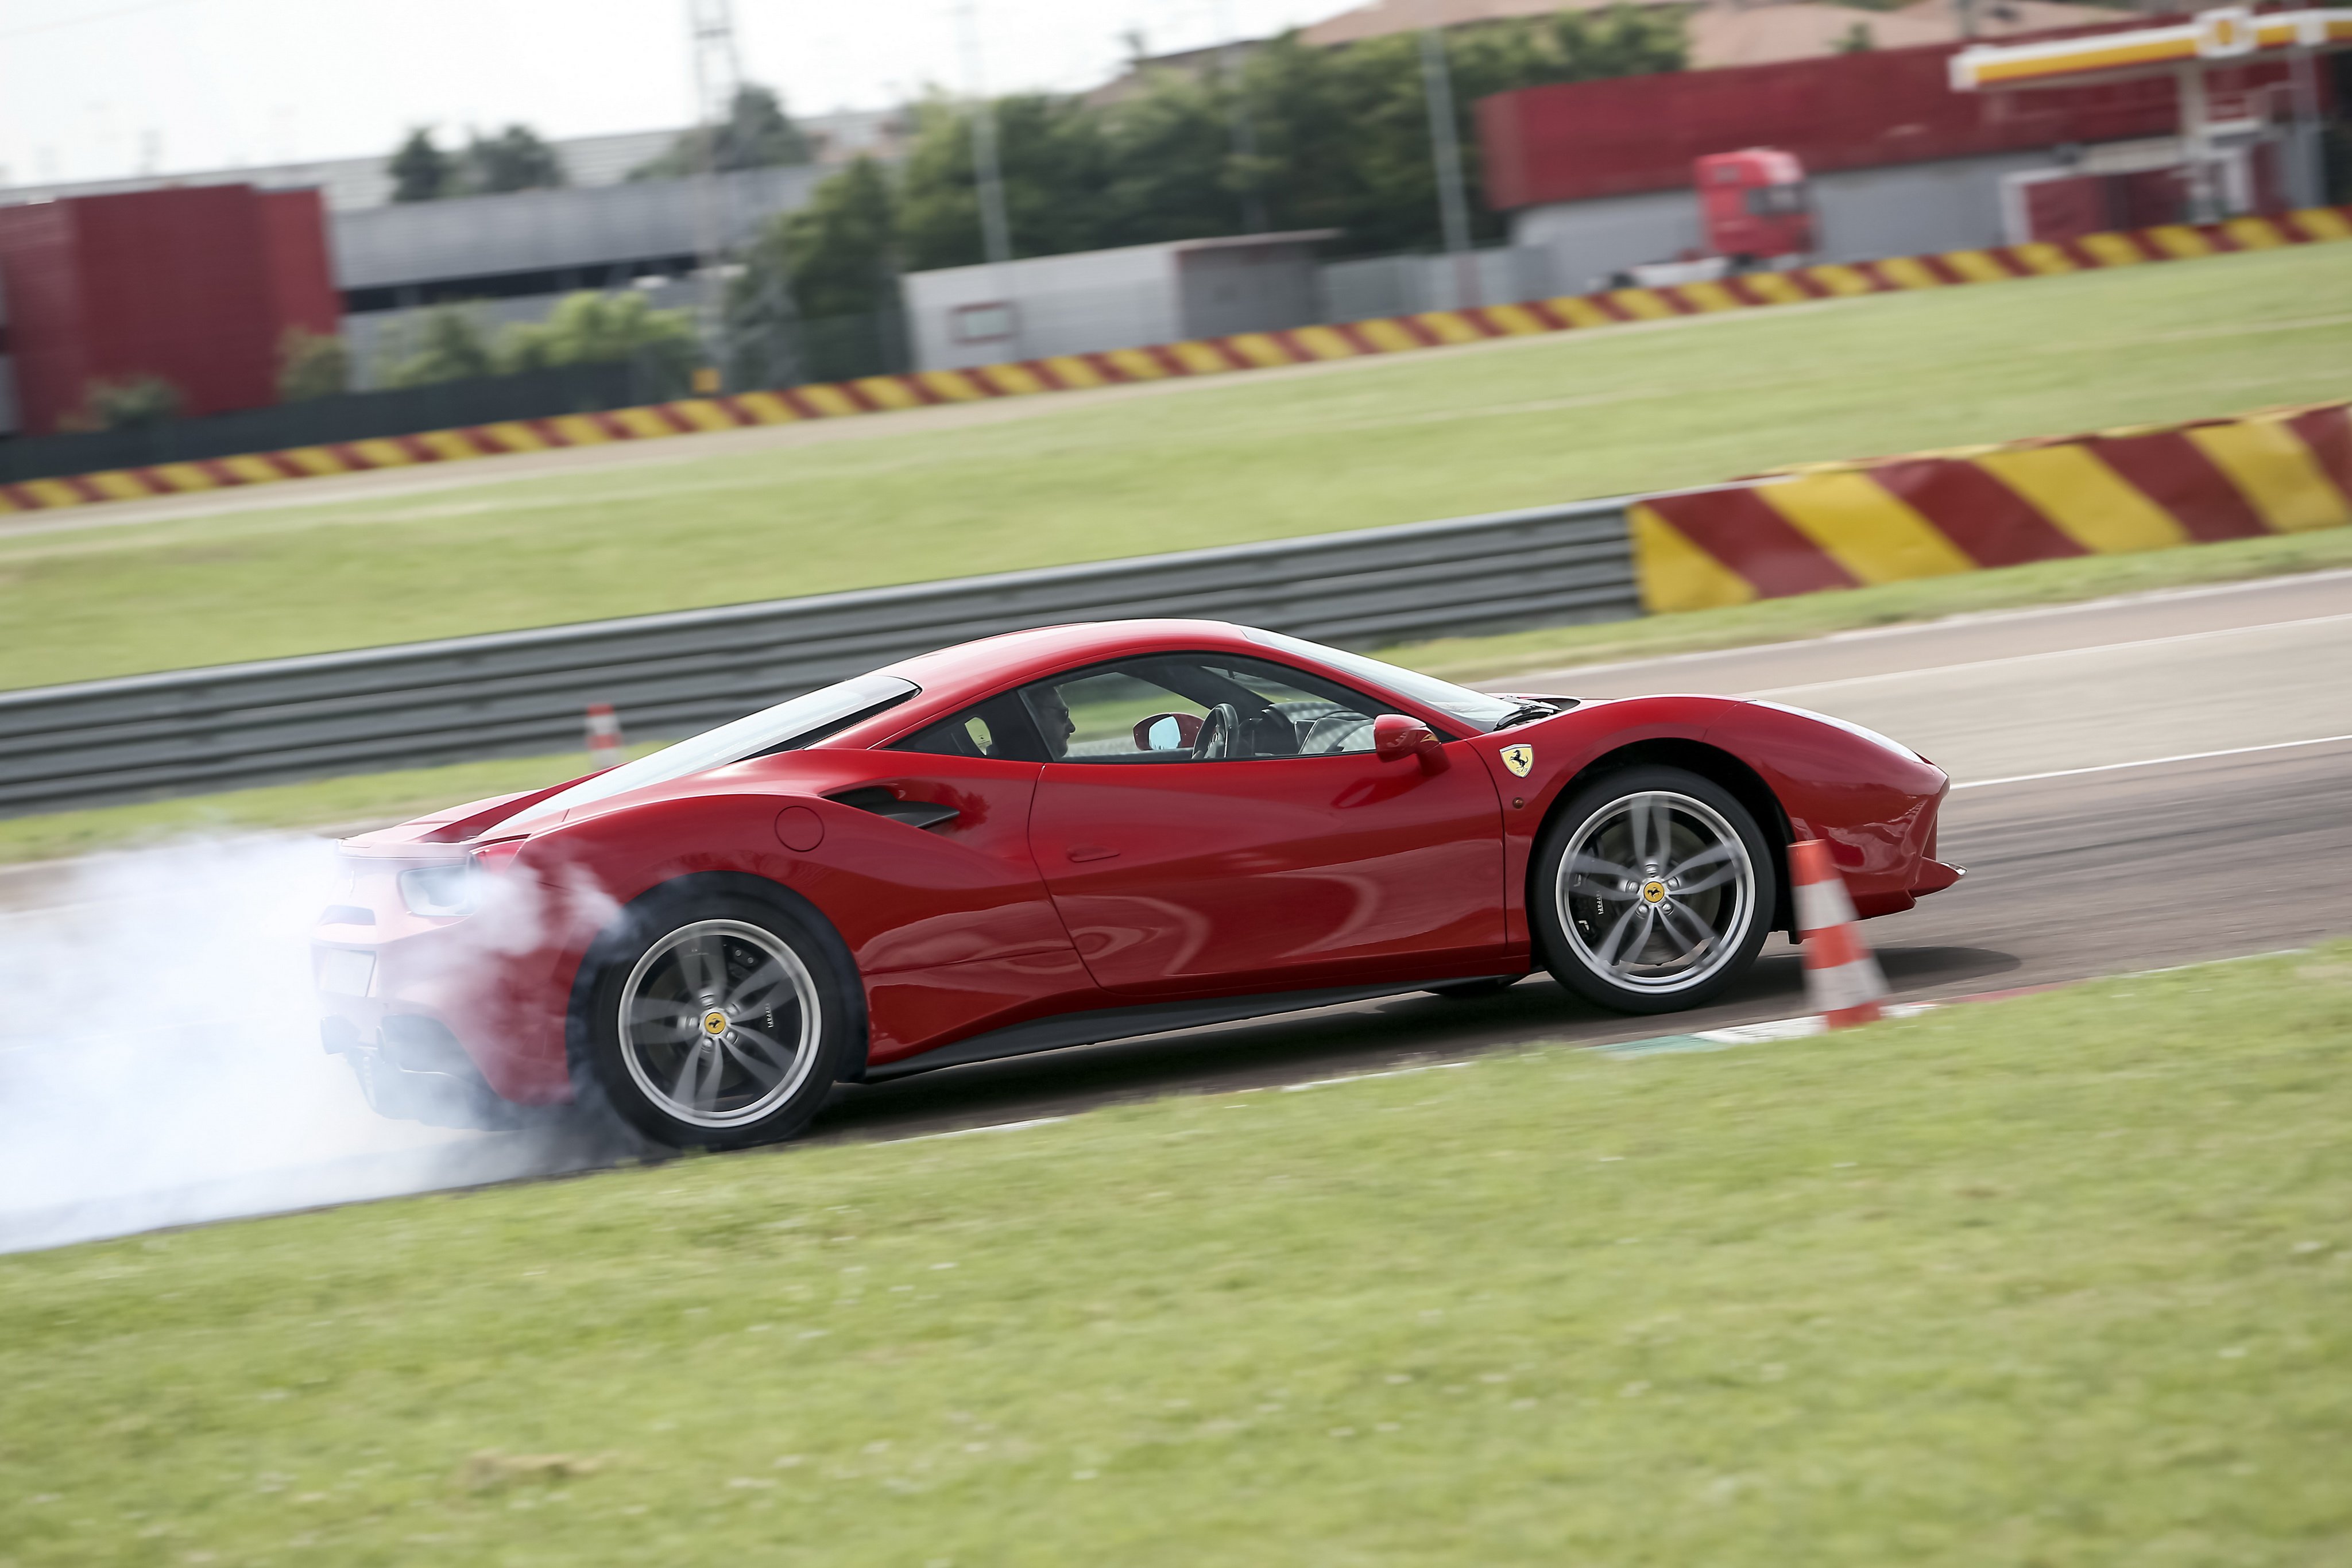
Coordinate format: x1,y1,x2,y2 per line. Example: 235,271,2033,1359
585,702,626,771
1790,838,1887,1027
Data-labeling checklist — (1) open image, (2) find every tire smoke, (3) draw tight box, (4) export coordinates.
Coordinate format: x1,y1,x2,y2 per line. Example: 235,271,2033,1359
0,834,620,1255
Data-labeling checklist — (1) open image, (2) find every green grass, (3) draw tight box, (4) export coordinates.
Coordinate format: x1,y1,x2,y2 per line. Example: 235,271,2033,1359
4,947,2349,1565
3,244,2347,692
5,522,2347,866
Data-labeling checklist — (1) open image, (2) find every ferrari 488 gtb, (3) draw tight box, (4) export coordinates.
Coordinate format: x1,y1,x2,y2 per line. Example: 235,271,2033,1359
314,621,1959,1147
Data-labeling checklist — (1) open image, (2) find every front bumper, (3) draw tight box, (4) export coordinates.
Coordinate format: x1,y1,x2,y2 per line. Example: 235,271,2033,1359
1910,858,1965,896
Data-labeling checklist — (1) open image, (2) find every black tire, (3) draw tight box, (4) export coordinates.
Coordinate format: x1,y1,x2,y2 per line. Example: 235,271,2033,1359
1531,765,1777,1016
577,880,861,1151
1426,976,1521,1000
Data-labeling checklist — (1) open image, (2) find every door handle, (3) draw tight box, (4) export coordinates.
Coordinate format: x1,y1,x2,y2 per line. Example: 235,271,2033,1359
1066,843,1120,863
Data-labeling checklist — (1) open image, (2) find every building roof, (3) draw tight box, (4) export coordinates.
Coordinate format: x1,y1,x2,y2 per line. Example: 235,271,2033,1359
1889,0,2140,41
1302,0,2130,60
1688,3,1951,68
0,109,906,215
1299,0,1674,48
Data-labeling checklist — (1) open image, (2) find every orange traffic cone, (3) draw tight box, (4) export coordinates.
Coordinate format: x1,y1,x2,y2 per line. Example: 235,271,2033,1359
1790,838,1887,1027
585,702,626,771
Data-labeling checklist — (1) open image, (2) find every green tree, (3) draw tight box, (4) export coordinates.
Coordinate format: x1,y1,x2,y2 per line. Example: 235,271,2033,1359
276,327,351,402
1229,7,1688,256
388,128,455,203
779,157,900,319
632,84,813,179
725,157,903,386
896,94,1116,270
1096,69,1251,244
498,291,703,397
377,304,497,386
461,125,567,193
890,6,1684,270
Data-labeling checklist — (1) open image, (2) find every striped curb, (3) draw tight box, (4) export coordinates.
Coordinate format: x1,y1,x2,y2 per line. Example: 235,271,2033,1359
1631,398,2352,613
3,205,2347,517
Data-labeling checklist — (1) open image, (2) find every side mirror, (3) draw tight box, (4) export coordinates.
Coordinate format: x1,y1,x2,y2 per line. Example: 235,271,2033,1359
1134,711,1204,753
1372,713,1449,773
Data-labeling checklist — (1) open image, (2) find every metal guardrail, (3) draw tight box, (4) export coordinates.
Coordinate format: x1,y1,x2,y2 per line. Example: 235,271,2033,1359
0,498,1638,816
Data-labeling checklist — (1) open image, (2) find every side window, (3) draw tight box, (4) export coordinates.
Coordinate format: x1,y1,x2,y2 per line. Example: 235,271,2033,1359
1024,666,1205,761
1194,657,1379,757
892,692,1049,762
1017,655,1388,763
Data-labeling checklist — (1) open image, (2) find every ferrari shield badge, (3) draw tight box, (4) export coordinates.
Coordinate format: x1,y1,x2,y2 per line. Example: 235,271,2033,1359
1500,744,1535,778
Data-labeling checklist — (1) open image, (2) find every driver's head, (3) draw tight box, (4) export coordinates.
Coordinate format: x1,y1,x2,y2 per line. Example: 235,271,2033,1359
1031,686,1076,759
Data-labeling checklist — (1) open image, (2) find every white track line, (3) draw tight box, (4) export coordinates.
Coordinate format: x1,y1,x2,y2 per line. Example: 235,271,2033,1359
1952,733,2352,790
898,1116,1069,1143
1278,1060,1476,1093
1748,609,2352,698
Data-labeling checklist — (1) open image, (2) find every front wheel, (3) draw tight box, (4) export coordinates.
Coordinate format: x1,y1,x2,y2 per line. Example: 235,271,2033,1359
1532,766,1777,1015
581,886,858,1150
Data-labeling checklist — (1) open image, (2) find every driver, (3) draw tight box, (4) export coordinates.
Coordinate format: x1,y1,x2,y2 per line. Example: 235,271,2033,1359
1029,684,1077,760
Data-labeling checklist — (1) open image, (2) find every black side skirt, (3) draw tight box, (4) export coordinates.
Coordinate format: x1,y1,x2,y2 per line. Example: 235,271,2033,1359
856,977,1520,1083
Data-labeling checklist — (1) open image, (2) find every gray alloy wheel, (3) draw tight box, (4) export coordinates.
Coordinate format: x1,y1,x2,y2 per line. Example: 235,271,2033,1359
1534,766,1776,1015
617,917,823,1130
1558,791,1755,995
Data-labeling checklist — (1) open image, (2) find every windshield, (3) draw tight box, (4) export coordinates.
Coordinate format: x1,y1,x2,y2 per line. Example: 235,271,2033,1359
513,673,918,826
1241,628,1522,730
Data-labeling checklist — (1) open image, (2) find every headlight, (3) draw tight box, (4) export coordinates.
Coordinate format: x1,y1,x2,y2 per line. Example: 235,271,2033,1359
398,865,475,917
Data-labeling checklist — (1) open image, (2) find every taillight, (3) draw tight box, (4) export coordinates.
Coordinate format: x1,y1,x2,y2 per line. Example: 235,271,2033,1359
397,839,526,917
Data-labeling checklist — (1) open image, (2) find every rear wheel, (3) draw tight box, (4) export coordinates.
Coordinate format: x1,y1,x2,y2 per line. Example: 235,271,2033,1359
1533,766,1775,1015
581,887,857,1149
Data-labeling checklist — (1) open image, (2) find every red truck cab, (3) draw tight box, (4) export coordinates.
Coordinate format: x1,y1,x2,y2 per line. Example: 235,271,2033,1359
1696,148,1815,262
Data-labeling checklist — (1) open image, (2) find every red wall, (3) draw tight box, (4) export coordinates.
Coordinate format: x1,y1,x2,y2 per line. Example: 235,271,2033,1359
0,183,342,435
1477,34,2311,211
0,202,86,436
258,188,342,337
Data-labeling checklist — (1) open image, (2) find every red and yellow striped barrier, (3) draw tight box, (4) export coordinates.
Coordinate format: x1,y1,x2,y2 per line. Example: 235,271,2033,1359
2,205,2347,518
1630,400,2352,613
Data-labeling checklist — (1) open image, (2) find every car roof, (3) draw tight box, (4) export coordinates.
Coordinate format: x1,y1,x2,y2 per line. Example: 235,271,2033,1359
877,620,1266,694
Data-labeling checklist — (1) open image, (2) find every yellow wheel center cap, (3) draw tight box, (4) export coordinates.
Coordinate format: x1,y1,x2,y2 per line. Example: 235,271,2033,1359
702,1009,729,1036
1641,880,1668,905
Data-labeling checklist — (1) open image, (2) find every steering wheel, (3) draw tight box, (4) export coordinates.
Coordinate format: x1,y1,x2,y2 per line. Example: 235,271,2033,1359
1190,703,1240,761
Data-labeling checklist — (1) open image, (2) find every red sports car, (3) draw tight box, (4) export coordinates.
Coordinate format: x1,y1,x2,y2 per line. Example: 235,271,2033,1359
314,620,1959,1148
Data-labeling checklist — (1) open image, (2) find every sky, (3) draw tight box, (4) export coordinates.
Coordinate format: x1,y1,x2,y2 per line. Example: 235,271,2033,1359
0,0,1343,186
